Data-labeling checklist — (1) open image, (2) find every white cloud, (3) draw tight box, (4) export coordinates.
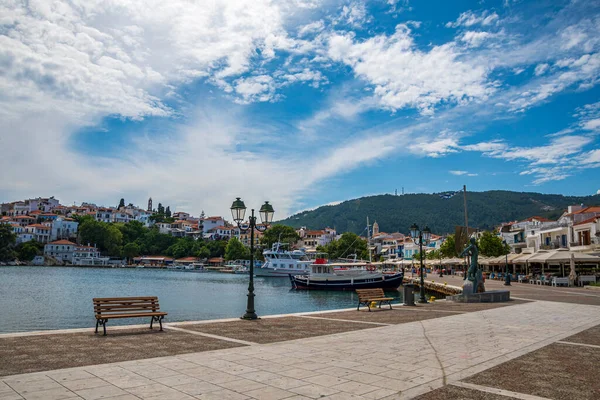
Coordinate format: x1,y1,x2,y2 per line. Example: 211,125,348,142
449,170,467,175
446,11,499,28
597,189,600,195
534,63,549,76
337,2,371,28
327,24,492,114
234,75,278,103
460,31,494,47
408,132,461,157
298,20,325,37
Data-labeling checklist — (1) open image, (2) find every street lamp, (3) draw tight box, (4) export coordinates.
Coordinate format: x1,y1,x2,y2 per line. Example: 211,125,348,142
410,223,431,304
503,240,511,286
230,198,274,320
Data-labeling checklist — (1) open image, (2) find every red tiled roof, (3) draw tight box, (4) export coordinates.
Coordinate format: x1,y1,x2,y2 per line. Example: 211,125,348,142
14,215,35,219
49,240,77,245
573,206,600,214
26,224,50,229
204,216,223,221
574,216,599,226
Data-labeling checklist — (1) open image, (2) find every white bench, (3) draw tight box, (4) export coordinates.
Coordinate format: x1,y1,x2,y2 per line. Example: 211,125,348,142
552,277,569,287
578,275,597,286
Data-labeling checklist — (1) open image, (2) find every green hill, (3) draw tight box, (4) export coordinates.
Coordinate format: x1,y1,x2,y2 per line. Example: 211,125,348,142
278,191,600,235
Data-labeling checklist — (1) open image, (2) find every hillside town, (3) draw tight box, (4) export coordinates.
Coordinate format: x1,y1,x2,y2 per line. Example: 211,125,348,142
1,196,599,269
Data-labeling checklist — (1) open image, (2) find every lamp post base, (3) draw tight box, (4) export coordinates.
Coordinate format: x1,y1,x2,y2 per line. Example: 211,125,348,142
241,312,258,320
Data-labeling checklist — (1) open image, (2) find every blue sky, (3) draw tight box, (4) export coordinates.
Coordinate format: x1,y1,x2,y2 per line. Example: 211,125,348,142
1,0,599,218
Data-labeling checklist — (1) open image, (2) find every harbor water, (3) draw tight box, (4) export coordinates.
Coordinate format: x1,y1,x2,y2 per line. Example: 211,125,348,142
0,266,404,333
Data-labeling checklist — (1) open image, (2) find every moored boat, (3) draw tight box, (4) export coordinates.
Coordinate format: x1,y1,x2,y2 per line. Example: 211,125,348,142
256,242,313,277
289,263,403,290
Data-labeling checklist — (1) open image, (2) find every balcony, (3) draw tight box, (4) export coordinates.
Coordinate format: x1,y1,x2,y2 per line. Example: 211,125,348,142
569,237,600,251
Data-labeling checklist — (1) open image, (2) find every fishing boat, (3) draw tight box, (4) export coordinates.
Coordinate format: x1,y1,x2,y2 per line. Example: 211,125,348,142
255,242,313,277
289,263,404,290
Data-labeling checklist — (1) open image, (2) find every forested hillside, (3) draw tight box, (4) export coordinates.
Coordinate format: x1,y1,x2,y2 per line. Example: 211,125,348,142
278,191,600,235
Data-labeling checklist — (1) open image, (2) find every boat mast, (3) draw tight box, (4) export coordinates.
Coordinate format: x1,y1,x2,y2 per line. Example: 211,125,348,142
367,217,372,262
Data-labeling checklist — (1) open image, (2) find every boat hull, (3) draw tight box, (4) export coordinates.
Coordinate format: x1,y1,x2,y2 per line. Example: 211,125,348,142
289,272,404,290
255,266,310,277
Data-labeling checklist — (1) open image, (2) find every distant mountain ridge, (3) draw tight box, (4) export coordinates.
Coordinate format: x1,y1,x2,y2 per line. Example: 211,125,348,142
278,191,600,235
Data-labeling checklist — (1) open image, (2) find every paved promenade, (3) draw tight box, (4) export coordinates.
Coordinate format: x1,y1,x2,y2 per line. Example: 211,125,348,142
1,297,599,400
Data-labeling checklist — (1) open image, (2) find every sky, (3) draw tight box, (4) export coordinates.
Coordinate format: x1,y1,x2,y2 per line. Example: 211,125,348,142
1,0,600,219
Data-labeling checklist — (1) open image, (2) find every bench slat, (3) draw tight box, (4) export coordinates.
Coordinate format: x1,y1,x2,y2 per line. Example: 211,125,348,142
93,297,158,302
96,312,167,319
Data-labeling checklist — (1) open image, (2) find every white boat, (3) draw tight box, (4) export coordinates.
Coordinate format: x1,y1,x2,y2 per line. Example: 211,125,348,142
290,263,404,290
255,243,313,277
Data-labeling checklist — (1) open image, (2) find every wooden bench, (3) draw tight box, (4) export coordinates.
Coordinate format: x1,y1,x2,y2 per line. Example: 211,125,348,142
356,288,394,311
93,296,167,335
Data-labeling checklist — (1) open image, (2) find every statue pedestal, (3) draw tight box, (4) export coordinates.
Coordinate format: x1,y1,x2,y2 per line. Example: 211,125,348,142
462,280,475,295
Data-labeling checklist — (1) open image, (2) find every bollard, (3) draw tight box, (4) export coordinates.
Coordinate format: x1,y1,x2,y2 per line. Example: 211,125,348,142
403,284,415,306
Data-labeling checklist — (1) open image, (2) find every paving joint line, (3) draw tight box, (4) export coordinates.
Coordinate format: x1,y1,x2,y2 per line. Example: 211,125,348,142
556,340,600,349
450,381,552,400
296,315,392,326
163,325,257,346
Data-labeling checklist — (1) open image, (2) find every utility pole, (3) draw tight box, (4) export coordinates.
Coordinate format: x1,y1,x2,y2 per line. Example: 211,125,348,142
463,185,470,278
366,217,372,262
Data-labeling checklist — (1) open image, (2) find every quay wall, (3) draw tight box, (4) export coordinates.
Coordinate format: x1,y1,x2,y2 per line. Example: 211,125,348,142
403,277,463,296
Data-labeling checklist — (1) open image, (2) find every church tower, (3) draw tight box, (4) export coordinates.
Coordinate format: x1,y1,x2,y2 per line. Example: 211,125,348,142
147,197,153,212
373,221,379,236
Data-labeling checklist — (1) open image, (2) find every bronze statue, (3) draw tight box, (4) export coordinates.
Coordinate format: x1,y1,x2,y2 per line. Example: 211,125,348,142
460,237,485,294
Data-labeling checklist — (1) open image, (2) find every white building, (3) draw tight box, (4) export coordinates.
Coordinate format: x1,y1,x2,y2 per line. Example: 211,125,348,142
202,216,225,234
72,244,109,265
50,217,78,241
44,240,77,262
24,224,51,243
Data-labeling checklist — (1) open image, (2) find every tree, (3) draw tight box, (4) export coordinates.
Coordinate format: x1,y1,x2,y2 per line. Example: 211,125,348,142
157,203,165,215
117,221,147,245
195,246,210,260
165,206,171,218
118,198,125,209
0,224,17,262
260,225,300,249
78,219,123,257
123,242,140,262
477,231,510,257
439,235,458,258
206,240,227,258
319,232,368,260
225,237,249,261
16,241,42,261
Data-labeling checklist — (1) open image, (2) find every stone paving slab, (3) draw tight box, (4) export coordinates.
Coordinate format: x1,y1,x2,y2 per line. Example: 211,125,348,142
180,316,376,344
0,328,243,377
462,342,600,400
413,384,518,399
304,309,459,325
560,324,600,346
2,301,598,400
437,275,600,306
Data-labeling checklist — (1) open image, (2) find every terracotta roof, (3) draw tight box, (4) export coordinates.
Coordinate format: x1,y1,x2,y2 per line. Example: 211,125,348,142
573,206,600,214
204,216,223,221
208,257,224,262
574,216,600,226
26,224,50,229
14,215,35,219
49,240,77,245
175,257,199,262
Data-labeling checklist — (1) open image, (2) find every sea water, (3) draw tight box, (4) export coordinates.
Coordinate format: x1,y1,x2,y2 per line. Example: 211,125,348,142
0,266,403,333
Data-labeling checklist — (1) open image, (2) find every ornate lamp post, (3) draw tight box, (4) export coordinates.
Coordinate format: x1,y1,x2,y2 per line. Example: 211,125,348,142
410,223,431,304
503,240,511,286
230,198,274,320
